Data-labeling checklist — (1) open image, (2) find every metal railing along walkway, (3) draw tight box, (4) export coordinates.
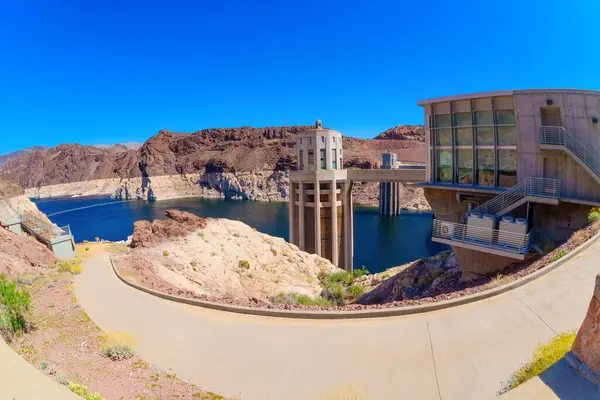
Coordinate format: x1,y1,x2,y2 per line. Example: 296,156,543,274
466,177,560,219
541,126,600,182
20,211,71,243
432,219,552,257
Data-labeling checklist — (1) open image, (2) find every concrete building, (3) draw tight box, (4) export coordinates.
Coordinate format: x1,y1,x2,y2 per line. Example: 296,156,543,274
417,89,600,279
289,121,354,271
379,151,402,215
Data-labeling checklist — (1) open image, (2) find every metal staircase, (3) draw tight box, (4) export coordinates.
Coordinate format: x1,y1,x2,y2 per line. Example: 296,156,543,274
465,177,560,220
541,126,600,186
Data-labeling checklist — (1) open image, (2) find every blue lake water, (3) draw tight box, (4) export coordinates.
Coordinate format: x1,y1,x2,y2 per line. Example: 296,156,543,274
34,196,447,273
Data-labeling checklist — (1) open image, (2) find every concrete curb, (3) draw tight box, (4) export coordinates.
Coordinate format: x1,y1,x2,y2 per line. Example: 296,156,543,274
110,231,600,320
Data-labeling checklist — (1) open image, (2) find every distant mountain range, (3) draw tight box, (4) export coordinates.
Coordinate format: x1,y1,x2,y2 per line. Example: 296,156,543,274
0,125,425,190
0,146,48,168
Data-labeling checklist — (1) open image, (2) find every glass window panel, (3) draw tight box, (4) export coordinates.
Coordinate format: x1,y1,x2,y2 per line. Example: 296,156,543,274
495,109,515,125
453,112,471,126
477,149,495,186
498,149,517,188
476,127,494,145
434,114,451,128
435,150,452,183
299,150,304,169
497,126,517,146
332,149,337,169
435,128,452,146
474,111,493,125
455,127,473,146
320,149,326,169
308,150,314,165
455,149,473,184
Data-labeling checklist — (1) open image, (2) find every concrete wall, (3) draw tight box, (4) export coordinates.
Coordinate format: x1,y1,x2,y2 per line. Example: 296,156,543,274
514,89,600,200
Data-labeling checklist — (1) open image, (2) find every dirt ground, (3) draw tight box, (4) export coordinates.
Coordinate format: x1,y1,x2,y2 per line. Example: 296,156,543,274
10,243,226,400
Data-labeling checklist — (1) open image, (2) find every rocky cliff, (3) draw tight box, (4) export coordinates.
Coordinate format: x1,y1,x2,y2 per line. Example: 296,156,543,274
1,125,427,207
0,146,48,168
129,210,341,302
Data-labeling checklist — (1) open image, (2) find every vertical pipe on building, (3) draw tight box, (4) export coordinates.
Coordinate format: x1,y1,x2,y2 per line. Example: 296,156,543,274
331,178,338,267
314,178,321,256
299,182,305,250
378,183,382,214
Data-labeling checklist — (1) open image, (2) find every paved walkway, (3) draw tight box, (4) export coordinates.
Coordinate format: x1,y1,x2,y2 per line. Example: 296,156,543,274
73,241,600,400
0,338,79,400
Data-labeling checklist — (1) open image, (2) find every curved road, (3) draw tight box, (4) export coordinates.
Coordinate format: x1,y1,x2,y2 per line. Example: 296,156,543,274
74,241,600,400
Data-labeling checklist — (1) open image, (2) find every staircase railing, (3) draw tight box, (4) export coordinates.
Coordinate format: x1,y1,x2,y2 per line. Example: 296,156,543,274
527,226,554,254
541,126,600,180
466,177,560,218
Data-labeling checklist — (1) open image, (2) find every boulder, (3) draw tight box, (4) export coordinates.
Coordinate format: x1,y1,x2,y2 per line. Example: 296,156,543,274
571,273,600,374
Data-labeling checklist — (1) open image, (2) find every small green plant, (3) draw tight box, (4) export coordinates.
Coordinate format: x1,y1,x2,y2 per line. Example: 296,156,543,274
40,361,48,370
131,360,149,370
321,283,345,306
430,267,445,280
192,267,197,272
238,260,250,270
48,301,55,308
353,266,370,279
58,374,69,385
68,382,104,400
150,373,160,381
589,207,600,224
542,242,555,255
381,273,390,280
270,248,278,256
551,250,567,262
85,247,90,251
507,331,576,389
0,275,32,340
83,240,89,243
162,250,169,257
190,261,197,267
346,284,363,301
100,332,136,361
71,265,82,274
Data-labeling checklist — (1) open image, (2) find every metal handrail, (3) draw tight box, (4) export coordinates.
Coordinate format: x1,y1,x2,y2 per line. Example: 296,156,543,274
20,211,71,240
466,177,560,218
528,226,554,252
541,126,600,179
432,219,529,253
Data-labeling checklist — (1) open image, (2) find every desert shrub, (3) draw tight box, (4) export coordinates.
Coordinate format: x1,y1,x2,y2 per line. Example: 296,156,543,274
270,248,278,256
48,301,55,308
99,332,136,361
589,207,600,224
58,374,69,385
542,242,555,254
238,260,250,270
346,285,363,301
71,265,82,274
0,275,32,340
83,240,89,243
16,275,39,286
551,250,567,262
58,260,73,273
321,283,345,306
430,267,445,280
85,247,90,252
323,271,353,286
40,361,47,370
506,331,576,390
381,273,390,280
162,250,169,257
68,383,104,400
353,266,370,279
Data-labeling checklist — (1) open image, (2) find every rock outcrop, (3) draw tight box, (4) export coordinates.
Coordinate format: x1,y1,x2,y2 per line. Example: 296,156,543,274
129,210,341,301
1,125,426,204
373,125,425,142
0,225,57,278
571,273,600,375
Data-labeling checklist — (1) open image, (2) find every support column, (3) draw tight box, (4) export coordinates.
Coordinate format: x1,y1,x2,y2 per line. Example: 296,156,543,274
288,182,296,244
314,179,321,256
378,183,382,214
331,178,338,267
299,182,305,250
344,181,354,272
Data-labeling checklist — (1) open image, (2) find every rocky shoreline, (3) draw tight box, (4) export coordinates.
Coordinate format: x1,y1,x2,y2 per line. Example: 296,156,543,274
24,173,431,211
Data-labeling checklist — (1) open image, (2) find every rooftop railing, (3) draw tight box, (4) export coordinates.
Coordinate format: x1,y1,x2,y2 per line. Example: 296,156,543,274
541,126,600,180
467,177,560,218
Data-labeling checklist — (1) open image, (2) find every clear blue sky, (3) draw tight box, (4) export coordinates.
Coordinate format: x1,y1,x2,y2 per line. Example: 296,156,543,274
1,1,599,153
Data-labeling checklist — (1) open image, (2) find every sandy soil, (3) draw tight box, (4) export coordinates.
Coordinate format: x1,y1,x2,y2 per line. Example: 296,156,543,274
9,243,226,400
